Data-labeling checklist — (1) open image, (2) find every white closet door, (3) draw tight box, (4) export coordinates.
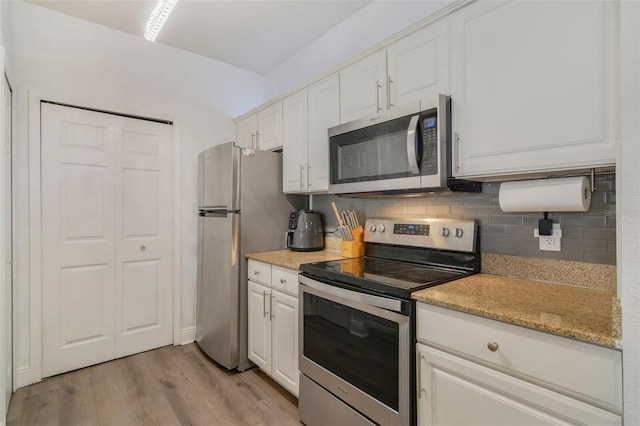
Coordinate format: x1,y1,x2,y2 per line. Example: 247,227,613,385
42,104,117,377
115,115,173,358
41,103,173,377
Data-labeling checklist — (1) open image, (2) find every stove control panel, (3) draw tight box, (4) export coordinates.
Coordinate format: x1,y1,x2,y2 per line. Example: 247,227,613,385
364,217,477,253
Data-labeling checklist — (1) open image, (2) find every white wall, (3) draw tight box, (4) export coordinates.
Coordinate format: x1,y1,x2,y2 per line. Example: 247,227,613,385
620,0,640,422
5,1,264,386
263,0,447,99
0,1,11,423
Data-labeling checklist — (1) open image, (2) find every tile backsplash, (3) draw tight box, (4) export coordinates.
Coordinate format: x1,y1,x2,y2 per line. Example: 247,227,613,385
313,174,616,265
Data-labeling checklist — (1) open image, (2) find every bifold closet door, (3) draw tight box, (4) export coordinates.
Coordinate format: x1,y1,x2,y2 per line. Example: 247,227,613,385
41,103,173,378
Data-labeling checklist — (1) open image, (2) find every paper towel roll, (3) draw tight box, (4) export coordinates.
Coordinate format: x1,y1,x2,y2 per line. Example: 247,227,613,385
498,177,591,212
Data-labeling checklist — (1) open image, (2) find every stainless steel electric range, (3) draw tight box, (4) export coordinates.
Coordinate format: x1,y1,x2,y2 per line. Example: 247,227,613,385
298,217,479,426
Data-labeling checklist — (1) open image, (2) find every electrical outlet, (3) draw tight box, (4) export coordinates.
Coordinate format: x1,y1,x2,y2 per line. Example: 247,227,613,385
534,224,562,251
539,235,561,251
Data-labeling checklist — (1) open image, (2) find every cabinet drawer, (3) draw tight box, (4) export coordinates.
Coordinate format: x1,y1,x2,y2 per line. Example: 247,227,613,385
271,266,299,297
416,303,622,413
248,260,271,286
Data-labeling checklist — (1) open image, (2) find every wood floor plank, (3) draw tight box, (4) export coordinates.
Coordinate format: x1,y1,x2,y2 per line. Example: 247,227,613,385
7,344,300,426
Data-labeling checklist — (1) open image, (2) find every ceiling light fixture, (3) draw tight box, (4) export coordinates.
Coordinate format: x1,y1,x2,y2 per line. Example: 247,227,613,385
144,0,178,42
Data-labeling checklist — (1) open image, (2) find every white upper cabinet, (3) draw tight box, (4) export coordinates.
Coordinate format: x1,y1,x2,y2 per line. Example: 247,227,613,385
451,0,617,178
307,75,340,192
237,114,258,149
282,90,308,193
237,103,283,151
283,75,340,194
387,20,450,109
340,20,450,124
257,102,283,151
340,51,387,123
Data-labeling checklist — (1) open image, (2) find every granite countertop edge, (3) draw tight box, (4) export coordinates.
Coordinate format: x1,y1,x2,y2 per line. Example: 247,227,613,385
413,274,621,350
246,249,343,271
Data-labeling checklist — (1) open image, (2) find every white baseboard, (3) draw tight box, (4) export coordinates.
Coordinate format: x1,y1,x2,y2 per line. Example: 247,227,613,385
15,367,31,390
180,326,195,345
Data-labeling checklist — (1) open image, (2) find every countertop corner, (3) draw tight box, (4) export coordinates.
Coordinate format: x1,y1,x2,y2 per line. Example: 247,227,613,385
246,249,343,271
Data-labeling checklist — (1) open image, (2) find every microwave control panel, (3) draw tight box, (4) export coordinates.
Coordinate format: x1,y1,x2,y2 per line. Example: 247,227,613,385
421,113,438,176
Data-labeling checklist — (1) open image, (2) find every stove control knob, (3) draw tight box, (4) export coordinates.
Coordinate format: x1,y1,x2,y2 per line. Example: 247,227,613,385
377,225,385,232
368,224,377,232
454,228,464,238
440,227,450,237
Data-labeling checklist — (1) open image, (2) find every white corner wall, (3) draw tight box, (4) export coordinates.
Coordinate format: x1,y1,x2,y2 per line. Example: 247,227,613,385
620,0,640,422
5,1,264,387
263,0,447,99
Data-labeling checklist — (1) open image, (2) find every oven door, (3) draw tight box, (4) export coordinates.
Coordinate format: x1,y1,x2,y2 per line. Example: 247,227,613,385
299,274,410,426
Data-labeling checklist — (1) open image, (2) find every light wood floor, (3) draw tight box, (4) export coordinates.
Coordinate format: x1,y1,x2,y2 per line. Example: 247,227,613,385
7,343,300,426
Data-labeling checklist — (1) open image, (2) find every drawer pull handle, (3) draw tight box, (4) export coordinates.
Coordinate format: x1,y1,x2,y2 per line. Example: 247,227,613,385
254,270,259,276
487,342,499,352
280,278,286,284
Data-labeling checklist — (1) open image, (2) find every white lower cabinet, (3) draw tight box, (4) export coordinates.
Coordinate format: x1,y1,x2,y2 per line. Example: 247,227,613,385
247,260,299,396
416,303,622,426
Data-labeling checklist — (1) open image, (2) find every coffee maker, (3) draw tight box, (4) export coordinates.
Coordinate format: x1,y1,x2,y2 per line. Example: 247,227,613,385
286,210,324,251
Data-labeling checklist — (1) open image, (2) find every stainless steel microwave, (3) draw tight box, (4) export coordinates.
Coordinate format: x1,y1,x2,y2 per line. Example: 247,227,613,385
328,95,479,196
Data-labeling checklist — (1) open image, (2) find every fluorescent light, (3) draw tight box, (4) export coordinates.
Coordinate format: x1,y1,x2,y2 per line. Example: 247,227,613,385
144,0,178,42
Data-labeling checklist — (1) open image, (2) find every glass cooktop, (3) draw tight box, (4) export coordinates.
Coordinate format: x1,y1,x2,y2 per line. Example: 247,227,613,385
300,256,472,300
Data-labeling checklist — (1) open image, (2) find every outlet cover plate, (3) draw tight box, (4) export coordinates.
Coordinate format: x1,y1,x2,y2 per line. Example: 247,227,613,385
534,224,562,251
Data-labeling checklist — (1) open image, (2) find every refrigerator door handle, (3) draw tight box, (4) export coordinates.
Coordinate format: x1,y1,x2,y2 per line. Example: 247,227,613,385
199,210,240,217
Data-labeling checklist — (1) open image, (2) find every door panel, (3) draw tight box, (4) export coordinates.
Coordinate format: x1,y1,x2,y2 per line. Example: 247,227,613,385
271,289,298,396
115,117,172,358
122,260,160,331
122,169,159,237
61,264,110,344
61,164,110,240
42,103,173,376
247,281,271,373
42,104,116,377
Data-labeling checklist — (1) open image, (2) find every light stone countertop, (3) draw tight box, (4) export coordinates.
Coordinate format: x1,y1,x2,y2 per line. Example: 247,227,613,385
247,248,620,349
413,273,620,348
246,249,343,271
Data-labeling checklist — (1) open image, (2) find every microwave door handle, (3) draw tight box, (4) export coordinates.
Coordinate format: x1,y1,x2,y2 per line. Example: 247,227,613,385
406,115,420,174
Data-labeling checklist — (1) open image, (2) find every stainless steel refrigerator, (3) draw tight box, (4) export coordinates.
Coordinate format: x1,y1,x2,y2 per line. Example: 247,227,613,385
196,142,303,370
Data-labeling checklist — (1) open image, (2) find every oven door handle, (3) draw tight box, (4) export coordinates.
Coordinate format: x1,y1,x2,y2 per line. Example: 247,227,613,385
299,275,403,313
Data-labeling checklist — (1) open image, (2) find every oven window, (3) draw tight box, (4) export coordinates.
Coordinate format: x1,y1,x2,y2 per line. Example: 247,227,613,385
303,292,399,411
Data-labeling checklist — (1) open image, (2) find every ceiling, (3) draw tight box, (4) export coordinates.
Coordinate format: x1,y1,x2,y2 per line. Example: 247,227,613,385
27,0,372,74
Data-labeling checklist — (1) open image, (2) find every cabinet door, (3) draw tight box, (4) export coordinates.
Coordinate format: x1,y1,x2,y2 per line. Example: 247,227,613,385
417,344,621,426
282,90,309,193
257,102,283,151
451,0,617,178
271,289,299,396
340,51,387,123
247,280,271,374
387,20,450,109
307,75,340,193
237,114,257,149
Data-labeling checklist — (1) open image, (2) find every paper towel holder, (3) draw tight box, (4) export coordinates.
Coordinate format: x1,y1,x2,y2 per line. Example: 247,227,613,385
589,169,596,193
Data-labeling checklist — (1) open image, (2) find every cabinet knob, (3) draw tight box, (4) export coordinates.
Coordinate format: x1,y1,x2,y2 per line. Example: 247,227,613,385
280,278,286,284
254,270,259,276
487,341,499,352
140,245,146,252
